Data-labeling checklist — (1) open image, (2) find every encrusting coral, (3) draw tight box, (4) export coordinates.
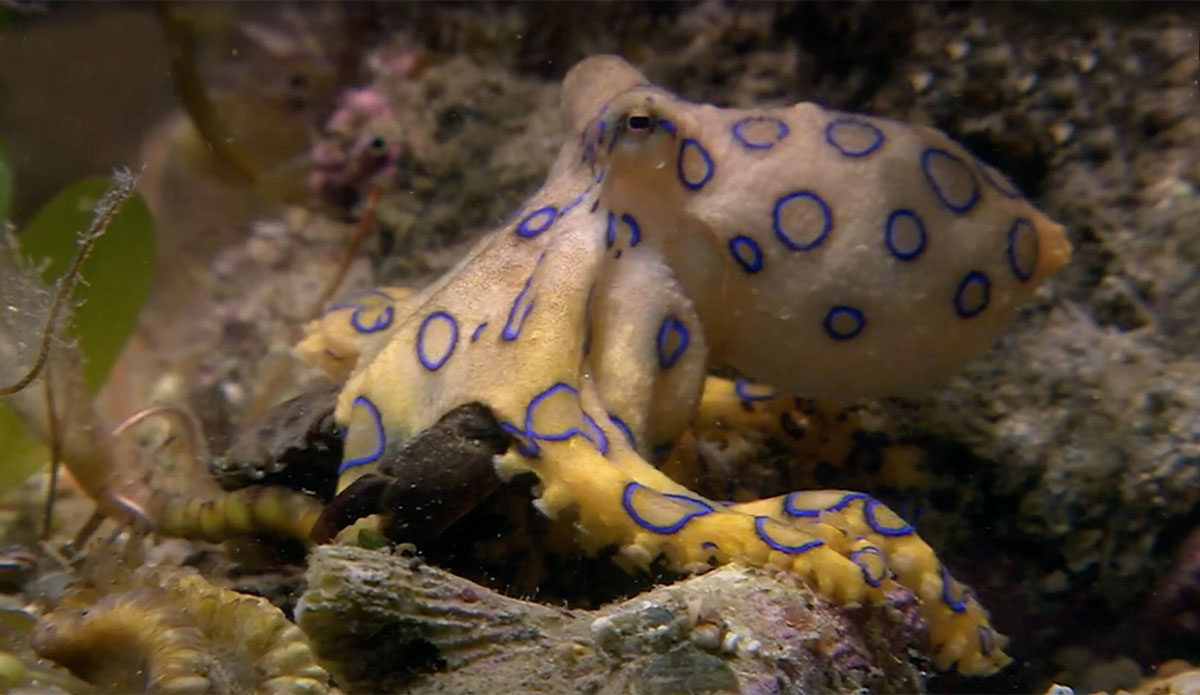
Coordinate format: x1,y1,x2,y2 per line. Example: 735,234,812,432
30,538,329,695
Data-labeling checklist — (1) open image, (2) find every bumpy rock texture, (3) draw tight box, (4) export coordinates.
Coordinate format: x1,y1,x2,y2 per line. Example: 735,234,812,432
296,545,927,695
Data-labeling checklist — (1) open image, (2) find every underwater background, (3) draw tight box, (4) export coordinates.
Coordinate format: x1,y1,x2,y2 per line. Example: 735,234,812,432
0,3,1197,694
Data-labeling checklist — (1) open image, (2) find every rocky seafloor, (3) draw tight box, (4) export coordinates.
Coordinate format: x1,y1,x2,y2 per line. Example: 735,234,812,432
0,2,1197,694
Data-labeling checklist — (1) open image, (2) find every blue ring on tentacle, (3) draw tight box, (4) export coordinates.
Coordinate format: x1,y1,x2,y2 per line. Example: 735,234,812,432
940,565,969,613
921,148,981,213
622,482,715,534
732,116,789,150
773,190,833,251
524,383,608,454
416,312,459,371
783,491,870,518
978,161,1023,198
609,413,636,449
977,626,996,656
502,273,536,340
676,138,714,190
516,206,557,238
884,209,927,261
605,212,617,248
351,305,394,333
728,235,764,273
622,214,641,246
499,422,540,458
701,541,719,550
582,411,610,456
862,498,915,536
1007,218,1038,282
823,305,865,340
338,396,386,473
470,322,488,342
326,290,399,334
849,545,888,587
754,517,826,554
825,117,885,157
658,117,677,135
734,378,777,403
560,192,586,217
656,315,689,369
954,270,991,318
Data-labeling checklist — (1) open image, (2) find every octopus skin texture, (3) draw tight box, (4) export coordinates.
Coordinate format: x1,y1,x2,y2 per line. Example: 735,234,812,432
294,54,1071,676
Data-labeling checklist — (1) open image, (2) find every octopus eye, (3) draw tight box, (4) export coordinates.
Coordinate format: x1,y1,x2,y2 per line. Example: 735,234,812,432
366,136,388,156
624,109,656,135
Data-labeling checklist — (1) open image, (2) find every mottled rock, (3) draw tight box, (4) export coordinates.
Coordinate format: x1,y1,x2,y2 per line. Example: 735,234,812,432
296,545,928,694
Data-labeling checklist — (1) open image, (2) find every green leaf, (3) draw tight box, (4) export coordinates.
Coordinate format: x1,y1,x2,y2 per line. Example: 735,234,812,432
0,137,12,223
17,176,155,391
0,402,47,497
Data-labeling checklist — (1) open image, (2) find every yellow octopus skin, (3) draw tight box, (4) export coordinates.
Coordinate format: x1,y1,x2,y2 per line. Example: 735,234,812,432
295,55,1071,676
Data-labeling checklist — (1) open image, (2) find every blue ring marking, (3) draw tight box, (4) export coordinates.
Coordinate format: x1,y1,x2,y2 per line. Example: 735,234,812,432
977,626,995,657
953,270,991,318
676,138,714,190
734,378,777,403
581,411,610,456
862,498,915,536
560,192,586,217
516,206,557,239
338,396,386,473
728,235,764,273
499,422,540,458
622,214,642,246
656,315,689,369
978,161,1023,198
622,482,715,534
1007,218,1038,282
921,148,981,213
824,117,885,157
658,118,677,135
609,413,636,449
470,322,488,342
701,541,719,550
326,290,400,334
416,312,459,371
783,491,870,518
732,116,790,150
884,209,927,261
773,190,833,251
940,566,969,613
823,305,866,341
754,517,826,554
849,546,888,587
523,383,608,454
605,212,617,248
581,143,596,163
351,305,395,333
502,273,536,341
